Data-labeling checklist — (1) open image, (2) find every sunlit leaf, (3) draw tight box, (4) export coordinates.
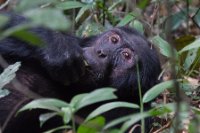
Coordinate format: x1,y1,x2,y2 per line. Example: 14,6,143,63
12,30,44,47
143,80,179,103
129,20,144,34
75,5,92,22
179,38,200,53
104,115,132,130
70,93,87,109
120,112,149,133
0,89,9,98
43,125,71,133
75,88,117,110
56,1,85,10
81,0,94,4
61,107,72,124
137,0,149,9
117,13,136,26
183,49,198,71
15,0,55,12
77,116,105,133
86,102,139,121
152,35,178,58
39,112,57,127
23,8,70,30
0,15,9,28
0,62,21,89
76,22,105,37
193,8,200,27
18,98,69,113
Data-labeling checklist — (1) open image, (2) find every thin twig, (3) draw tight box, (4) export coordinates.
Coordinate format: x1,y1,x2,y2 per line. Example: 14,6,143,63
153,121,172,133
0,0,10,10
2,98,29,132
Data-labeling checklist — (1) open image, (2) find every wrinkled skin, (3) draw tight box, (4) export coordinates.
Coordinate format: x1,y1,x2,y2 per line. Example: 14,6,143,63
0,13,161,133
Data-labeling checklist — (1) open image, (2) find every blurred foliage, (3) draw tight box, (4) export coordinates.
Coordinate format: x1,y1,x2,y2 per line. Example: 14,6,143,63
0,0,200,133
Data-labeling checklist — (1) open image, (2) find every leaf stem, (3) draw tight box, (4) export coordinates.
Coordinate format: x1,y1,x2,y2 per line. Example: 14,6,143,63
136,63,145,133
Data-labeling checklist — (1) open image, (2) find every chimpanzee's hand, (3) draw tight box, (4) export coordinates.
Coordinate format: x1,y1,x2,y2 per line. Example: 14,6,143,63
39,35,86,85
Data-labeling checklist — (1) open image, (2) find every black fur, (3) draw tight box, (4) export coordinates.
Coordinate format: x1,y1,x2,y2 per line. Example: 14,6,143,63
0,13,161,133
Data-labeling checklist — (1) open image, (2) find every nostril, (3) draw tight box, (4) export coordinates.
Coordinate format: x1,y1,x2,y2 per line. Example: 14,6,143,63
97,50,107,58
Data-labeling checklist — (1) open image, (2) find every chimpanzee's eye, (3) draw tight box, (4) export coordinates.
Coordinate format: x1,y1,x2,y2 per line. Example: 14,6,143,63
109,34,120,44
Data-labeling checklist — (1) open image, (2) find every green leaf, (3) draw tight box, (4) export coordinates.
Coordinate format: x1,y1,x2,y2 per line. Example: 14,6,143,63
43,125,71,133
61,107,72,124
18,98,69,113
148,103,174,116
39,112,57,127
0,15,9,28
0,89,9,98
23,8,70,30
104,115,132,130
0,62,21,89
152,35,178,58
137,0,149,9
12,30,44,47
77,116,105,133
143,80,178,103
165,11,186,31
86,102,139,121
75,5,91,22
0,23,32,40
15,0,56,12
120,112,149,133
76,22,105,37
129,20,144,34
194,9,200,27
70,93,87,109
183,49,198,71
117,13,136,26
81,0,94,4
75,88,117,110
179,38,200,53
56,1,85,10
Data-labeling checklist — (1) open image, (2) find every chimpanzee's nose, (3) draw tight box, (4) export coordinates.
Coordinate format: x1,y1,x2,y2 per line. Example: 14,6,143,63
97,49,107,58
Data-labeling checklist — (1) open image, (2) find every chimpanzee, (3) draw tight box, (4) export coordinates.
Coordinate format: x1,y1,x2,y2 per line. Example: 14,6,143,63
0,13,161,133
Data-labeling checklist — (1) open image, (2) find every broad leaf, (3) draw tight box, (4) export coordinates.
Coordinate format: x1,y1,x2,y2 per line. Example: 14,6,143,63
77,116,105,133
0,89,9,98
15,0,56,12
120,112,149,133
117,13,136,26
0,62,21,89
39,112,57,127
81,0,94,4
12,30,44,47
75,5,92,22
104,115,132,130
183,49,198,71
61,107,72,124
70,93,87,109
179,38,200,53
23,8,70,30
86,102,139,121
143,80,179,103
56,1,85,10
18,98,69,113
75,88,117,110
0,15,9,28
43,125,71,133
129,20,144,34
152,35,178,58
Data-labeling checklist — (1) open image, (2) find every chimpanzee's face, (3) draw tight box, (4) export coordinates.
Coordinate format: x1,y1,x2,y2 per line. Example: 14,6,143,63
80,27,160,95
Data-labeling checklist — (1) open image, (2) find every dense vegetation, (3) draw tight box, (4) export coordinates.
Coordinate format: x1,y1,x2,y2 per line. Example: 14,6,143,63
0,0,199,133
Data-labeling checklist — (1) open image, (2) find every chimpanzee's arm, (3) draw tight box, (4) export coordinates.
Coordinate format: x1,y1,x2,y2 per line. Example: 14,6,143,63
0,13,85,85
